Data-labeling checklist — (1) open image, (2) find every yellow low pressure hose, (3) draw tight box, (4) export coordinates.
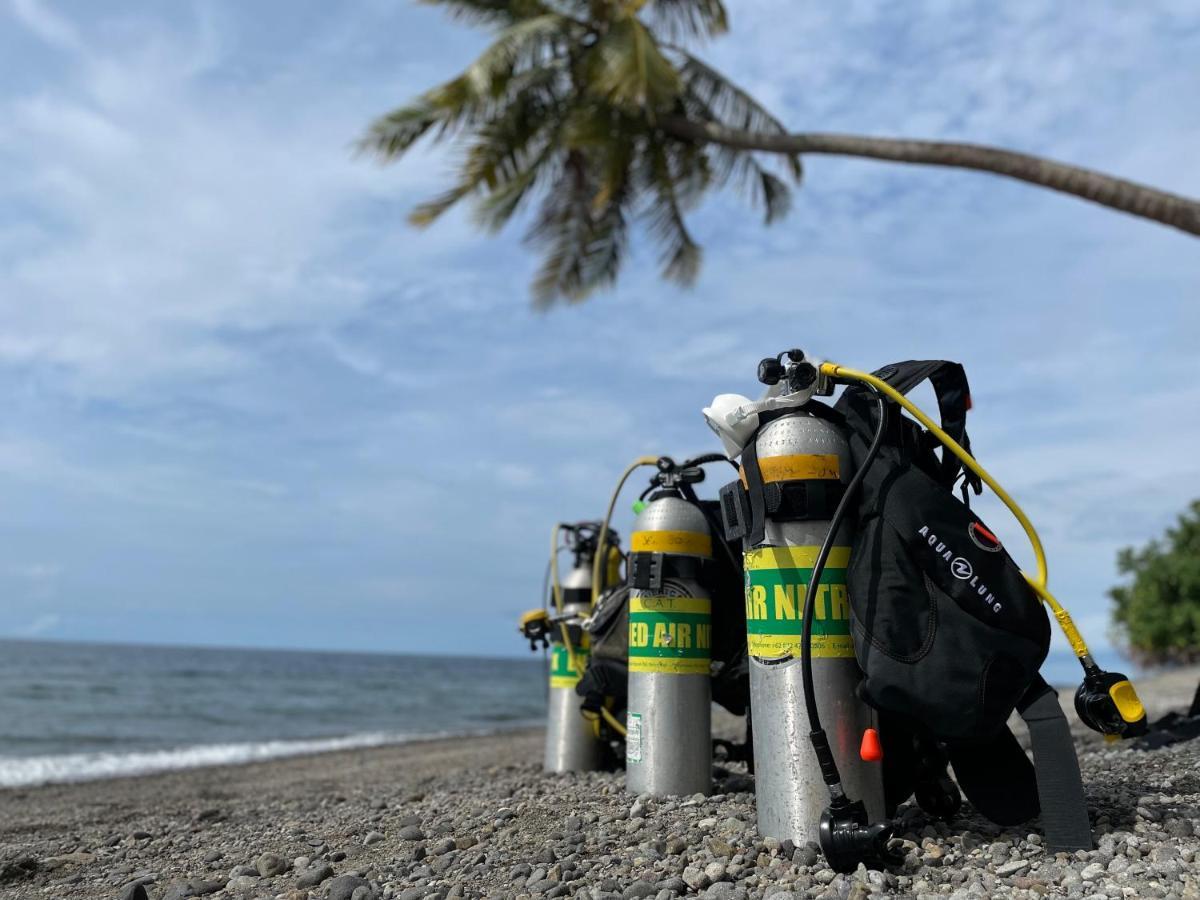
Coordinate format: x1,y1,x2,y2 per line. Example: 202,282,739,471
820,363,1092,662
592,456,660,607
601,706,627,736
550,523,564,615
546,455,654,738
546,523,584,677
577,456,659,738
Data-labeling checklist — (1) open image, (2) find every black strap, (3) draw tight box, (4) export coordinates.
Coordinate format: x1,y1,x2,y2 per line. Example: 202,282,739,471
1017,676,1093,851
628,552,710,591
766,480,847,521
561,587,591,607
742,437,768,547
866,360,980,492
946,726,1040,826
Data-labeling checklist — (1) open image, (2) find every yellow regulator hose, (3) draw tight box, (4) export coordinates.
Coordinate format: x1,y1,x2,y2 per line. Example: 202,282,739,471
581,456,659,738
546,458,656,740
819,363,1091,660
592,456,660,607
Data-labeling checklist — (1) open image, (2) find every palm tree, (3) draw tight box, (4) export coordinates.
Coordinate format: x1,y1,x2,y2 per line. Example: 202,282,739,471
361,0,1200,305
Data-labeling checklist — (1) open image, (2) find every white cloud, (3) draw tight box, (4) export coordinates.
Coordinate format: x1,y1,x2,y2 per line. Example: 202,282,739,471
15,612,62,636
0,5,474,399
7,562,60,581
10,0,81,51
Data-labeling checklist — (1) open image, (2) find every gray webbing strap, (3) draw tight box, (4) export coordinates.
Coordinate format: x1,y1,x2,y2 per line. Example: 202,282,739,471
1019,682,1093,852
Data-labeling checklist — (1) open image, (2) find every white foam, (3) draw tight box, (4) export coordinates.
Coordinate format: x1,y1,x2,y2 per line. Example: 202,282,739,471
0,732,413,787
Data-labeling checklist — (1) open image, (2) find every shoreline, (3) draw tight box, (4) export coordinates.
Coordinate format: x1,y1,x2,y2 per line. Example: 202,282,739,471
2,673,1198,899
0,723,544,791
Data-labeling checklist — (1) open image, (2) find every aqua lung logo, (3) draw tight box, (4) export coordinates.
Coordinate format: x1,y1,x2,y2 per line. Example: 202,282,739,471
968,521,1003,553
917,525,1003,614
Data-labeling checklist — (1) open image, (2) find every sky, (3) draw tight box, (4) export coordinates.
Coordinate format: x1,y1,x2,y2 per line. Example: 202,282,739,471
1,0,1198,658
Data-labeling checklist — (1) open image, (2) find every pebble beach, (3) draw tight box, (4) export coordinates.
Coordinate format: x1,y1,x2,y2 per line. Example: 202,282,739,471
3,668,1199,900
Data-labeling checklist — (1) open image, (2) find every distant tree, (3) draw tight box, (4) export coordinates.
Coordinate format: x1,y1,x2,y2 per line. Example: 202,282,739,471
1110,500,1200,666
359,0,1200,305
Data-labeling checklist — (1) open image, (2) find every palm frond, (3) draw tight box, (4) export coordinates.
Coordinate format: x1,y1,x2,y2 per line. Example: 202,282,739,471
358,103,438,159
575,195,629,301
638,140,701,286
462,73,561,189
416,75,563,229
755,168,791,223
473,162,546,231
641,0,728,42
525,147,633,305
675,52,801,178
587,15,682,113
409,186,472,227
362,15,569,159
527,151,595,302
418,0,552,27
460,14,568,94
471,127,566,232
677,82,799,222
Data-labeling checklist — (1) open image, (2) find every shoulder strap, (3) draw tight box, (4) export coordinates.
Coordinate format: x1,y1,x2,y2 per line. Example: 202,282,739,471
861,360,980,492
742,437,768,547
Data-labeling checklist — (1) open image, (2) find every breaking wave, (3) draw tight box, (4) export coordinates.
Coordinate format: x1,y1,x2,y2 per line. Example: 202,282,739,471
0,731,411,787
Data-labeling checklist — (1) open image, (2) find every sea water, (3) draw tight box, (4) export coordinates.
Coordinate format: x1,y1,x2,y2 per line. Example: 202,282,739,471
0,639,544,787
0,639,1133,788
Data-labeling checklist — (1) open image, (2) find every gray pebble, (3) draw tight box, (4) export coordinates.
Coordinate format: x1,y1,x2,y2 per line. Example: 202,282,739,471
255,851,287,877
296,861,335,887
329,873,373,900
793,845,819,868
995,859,1030,877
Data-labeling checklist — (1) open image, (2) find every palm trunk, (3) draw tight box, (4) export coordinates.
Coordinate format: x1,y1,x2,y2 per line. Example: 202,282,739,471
662,117,1200,238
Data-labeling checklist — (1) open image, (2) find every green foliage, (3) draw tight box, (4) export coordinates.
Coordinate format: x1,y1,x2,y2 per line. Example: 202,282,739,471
360,0,799,305
1110,499,1200,665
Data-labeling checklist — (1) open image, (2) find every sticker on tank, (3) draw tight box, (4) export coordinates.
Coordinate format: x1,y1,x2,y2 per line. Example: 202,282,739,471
743,546,854,661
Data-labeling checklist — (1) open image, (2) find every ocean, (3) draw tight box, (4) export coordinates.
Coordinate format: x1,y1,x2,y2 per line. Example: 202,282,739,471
0,639,1133,789
0,639,545,788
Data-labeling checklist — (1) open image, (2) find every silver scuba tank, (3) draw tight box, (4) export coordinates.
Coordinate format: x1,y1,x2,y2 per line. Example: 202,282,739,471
625,495,713,796
544,563,603,773
743,412,885,843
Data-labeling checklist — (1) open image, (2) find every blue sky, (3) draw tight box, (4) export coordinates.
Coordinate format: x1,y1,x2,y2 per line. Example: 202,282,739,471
1,0,1197,658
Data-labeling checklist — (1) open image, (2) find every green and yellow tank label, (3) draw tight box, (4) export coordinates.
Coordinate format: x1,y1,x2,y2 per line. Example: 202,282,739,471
628,596,711,675
549,637,590,689
744,546,854,661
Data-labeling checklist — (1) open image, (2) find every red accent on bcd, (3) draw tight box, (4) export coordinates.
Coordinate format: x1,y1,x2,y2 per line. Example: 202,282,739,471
860,728,882,762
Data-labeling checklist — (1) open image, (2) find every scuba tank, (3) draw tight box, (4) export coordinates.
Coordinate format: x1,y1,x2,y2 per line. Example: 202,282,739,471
544,560,599,773
519,522,621,774
710,371,884,842
625,460,715,796
576,455,750,797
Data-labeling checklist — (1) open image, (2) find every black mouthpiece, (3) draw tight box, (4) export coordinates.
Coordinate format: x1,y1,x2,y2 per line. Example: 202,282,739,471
818,799,901,873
